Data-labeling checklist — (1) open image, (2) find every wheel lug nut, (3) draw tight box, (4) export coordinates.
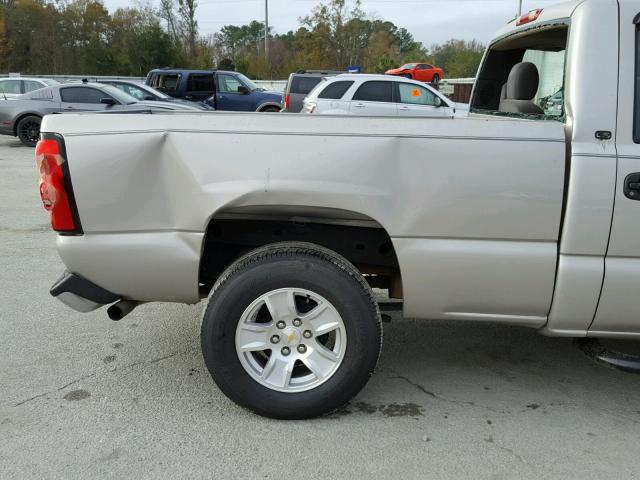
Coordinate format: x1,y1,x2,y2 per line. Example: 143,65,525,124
281,346,291,356
270,335,280,344
297,344,307,354
276,321,286,329
303,330,312,339
293,318,302,327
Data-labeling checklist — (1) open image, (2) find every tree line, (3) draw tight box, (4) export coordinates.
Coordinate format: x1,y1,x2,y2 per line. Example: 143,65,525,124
0,0,485,79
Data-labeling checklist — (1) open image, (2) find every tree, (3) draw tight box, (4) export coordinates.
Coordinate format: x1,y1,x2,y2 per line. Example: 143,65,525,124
177,0,198,58
429,39,485,78
0,0,480,80
217,58,235,71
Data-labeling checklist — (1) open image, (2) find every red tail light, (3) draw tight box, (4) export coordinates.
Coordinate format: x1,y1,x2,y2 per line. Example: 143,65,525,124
284,94,290,111
516,8,543,26
35,134,83,234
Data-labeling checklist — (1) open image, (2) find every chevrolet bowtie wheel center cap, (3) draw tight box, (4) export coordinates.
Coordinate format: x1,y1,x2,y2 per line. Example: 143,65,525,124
282,327,301,347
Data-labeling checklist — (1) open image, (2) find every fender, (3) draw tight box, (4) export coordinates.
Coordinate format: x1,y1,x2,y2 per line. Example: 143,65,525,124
12,111,42,135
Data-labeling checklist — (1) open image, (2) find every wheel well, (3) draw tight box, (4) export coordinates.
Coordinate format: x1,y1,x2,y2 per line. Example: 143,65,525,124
13,113,41,136
257,103,282,112
199,217,403,299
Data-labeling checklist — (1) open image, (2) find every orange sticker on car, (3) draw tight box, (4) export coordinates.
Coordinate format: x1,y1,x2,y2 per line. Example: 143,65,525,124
412,88,421,97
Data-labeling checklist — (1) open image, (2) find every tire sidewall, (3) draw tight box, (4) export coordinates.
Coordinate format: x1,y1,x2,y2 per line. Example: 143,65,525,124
202,254,380,418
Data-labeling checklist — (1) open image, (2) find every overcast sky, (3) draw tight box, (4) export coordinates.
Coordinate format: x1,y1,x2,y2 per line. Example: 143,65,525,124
103,0,562,46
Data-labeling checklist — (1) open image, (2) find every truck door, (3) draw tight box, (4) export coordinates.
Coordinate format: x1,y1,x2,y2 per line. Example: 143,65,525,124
590,6,640,335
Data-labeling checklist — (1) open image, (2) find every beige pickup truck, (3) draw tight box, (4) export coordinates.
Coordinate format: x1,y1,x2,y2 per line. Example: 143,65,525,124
37,0,640,418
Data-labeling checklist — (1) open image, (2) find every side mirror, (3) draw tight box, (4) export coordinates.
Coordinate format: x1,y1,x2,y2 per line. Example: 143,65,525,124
237,85,249,95
434,97,443,108
100,97,117,106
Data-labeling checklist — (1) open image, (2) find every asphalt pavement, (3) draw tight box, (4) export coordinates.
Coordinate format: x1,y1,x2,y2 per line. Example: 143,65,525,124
1,135,640,479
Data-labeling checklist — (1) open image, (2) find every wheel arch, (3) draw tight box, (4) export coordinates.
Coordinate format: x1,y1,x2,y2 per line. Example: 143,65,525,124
198,204,403,299
256,101,283,112
13,112,42,136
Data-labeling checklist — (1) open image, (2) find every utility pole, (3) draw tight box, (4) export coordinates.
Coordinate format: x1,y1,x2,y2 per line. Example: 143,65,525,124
265,0,269,63
518,0,523,15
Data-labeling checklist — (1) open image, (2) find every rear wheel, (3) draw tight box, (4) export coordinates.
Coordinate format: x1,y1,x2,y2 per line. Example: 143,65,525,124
16,115,41,147
201,242,382,419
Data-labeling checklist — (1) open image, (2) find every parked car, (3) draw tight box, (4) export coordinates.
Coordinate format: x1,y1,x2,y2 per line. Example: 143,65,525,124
0,82,205,146
282,70,344,112
37,1,640,420
0,77,59,99
101,79,213,110
301,74,458,117
145,69,282,112
385,63,444,84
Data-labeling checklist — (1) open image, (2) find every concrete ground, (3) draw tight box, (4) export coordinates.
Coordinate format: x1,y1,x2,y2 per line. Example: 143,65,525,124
1,135,640,480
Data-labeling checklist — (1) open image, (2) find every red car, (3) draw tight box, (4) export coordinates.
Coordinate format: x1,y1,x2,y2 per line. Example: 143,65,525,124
385,63,444,84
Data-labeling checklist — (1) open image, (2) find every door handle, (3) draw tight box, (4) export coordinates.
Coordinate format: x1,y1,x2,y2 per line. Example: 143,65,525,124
63,107,74,111
624,173,640,200
399,106,410,110
185,95,193,100
353,103,365,108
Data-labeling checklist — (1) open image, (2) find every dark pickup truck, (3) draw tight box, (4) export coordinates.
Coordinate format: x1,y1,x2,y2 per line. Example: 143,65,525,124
145,69,283,112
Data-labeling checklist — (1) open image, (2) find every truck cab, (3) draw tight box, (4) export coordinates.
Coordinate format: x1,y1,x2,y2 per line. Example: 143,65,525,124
145,68,283,112
469,0,640,338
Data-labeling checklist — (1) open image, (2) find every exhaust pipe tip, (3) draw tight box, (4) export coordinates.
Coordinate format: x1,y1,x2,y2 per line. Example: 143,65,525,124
107,300,140,321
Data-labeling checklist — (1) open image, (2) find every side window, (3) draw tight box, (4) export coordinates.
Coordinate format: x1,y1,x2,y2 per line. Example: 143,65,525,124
187,74,214,92
147,74,159,88
60,87,111,104
353,81,393,102
120,84,146,101
635,23,640,143
397,83,438,106
156,74,181,92
24,80,45,92
318,81,354,99
0,79,21,94
217,74,244,93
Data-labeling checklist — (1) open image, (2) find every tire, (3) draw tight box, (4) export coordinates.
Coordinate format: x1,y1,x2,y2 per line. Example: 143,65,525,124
201,241,382,419
431,74,440,86
403,73,412,79
16,115,41,147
